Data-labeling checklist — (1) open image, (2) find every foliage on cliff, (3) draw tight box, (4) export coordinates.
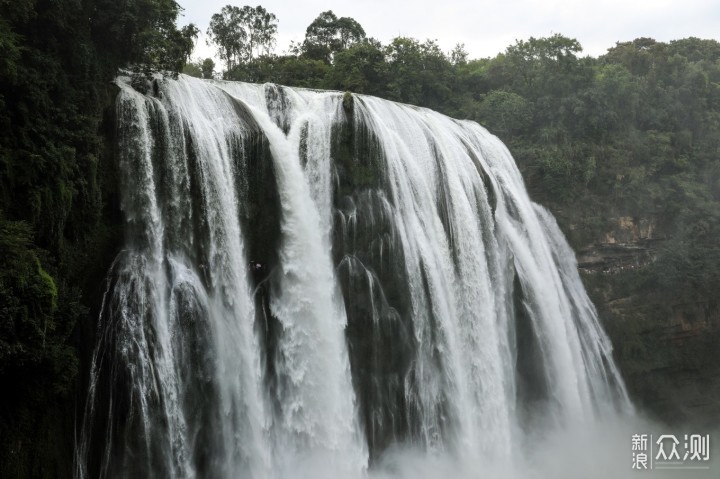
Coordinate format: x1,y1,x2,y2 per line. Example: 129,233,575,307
0,0,194,475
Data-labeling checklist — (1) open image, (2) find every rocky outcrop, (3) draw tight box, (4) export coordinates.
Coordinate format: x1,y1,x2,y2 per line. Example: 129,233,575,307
576,216,661,273
599,292,720,427
577,215,720,427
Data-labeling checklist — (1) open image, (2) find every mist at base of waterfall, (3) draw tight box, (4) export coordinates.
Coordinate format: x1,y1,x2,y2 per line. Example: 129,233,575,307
255,414,719,479
369,416,717,479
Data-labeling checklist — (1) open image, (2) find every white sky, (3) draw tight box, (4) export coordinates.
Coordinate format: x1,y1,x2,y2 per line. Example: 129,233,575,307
177,0,720,64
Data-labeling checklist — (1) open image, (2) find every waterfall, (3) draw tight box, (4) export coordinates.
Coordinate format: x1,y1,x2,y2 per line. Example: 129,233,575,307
75,74,631,478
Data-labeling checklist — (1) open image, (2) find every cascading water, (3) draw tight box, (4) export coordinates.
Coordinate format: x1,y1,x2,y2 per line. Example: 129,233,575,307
75,74,632,479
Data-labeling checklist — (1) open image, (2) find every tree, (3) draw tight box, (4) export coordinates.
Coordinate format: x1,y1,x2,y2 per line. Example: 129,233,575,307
207,6,247,70
450,43,469,65
603,38,664,76
207,5,278,71
0,0,197,474
90,0,198,77
139,23,198,76
226,55,330,87
201,58,216,79
477,90,532,135
326,39,387,95
384,37,454,110
249,6,278,57
301,10,366,63
182,57,216,79
504,34,583,91
183,60,203,77
334,15,366,50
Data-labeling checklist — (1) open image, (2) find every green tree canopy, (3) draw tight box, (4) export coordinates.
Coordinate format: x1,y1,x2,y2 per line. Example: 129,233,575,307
300,10,366,63
207,5,278,70
0,0,196,473
384,37,454,110
326,39,387,95
91,0,198,76
183,58,216,79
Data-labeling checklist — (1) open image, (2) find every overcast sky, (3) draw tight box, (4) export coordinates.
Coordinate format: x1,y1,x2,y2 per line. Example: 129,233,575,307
177,0,720,64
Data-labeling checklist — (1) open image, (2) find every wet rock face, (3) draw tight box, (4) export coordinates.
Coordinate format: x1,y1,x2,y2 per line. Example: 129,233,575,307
566,213,720,428
575,214,719,427
605,216,656,244
576,216,659,274
599,293,720,427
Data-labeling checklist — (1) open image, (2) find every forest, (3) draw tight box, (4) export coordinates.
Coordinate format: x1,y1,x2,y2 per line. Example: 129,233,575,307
1,1,719,476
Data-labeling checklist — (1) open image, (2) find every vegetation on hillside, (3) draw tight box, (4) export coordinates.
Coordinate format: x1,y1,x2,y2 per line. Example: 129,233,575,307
0,0,195,475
